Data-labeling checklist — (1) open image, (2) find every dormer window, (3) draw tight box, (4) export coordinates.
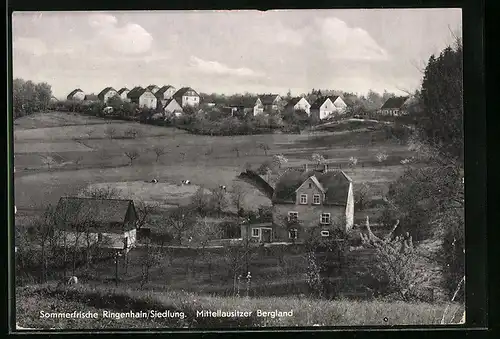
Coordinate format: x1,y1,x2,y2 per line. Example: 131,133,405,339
300,194,307,204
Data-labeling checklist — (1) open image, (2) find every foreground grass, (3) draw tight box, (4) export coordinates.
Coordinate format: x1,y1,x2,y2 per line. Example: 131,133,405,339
16,284,462,329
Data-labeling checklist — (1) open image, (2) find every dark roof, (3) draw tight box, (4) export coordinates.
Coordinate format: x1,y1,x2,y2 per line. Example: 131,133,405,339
173,87,199,100
259,94,280,105
310,96,339,109
155,85,175,98
164,98,182,108
229,96,259,108
380,96,409,109
272,169,351,205
286,97,309,108
84,94,99,101
127,86,146,99
146,85,159,91
117,88,129,95
67,89,83,99
97,87,117,100
55,197,136,232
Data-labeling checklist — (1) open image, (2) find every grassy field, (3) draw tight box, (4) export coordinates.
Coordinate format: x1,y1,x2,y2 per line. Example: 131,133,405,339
14,111,413,214
16,284,464,329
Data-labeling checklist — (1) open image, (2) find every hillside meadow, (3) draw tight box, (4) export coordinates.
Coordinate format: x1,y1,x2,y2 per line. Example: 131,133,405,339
16,284,463,329
14,111,413,216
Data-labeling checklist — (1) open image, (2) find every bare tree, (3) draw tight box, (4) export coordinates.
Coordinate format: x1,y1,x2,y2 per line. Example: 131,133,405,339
135,200,158,230
230,183,247,215
210,188,228,218
190,187,210,217
259,143,270,156
166,207,195,245
32,206,58,283
124,150,140,166
355,183,370,211
152,146,166,163
140,239,162,288
187,217,223,279
104,126,117,139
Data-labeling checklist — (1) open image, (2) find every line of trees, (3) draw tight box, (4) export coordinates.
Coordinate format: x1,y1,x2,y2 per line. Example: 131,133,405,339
13,78,53,119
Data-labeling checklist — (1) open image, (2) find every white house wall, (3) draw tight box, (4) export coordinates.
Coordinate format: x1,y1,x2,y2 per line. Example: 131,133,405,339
120,91,130,102
294,98,311,114
103,90,118,102
72,92,85,101
139,92,158,109
345,182,354,231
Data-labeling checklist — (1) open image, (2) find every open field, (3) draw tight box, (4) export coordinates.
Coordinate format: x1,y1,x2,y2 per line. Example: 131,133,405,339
16,284,463,329
14,111,414,213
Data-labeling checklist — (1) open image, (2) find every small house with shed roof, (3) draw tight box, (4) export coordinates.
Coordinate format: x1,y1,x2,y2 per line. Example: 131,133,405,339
67,89,85,101
245,164,354,243
98,87,118,103
228,96,261,116
379,96,410,116
54,197,138,252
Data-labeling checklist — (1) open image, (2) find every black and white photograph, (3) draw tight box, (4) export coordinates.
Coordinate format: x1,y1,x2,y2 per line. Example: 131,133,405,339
11,9,466,330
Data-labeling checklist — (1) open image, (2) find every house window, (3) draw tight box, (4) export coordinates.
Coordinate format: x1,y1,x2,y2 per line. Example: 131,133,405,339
288,211,299,221
313,194,321,205
320,213,331,225
300,194,307,204
289,228,298,239
252,228,260,237
308,183,312,188
321,230,330,237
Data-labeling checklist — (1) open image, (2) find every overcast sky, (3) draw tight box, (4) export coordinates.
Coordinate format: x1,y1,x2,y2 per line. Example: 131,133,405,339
12,9,461,99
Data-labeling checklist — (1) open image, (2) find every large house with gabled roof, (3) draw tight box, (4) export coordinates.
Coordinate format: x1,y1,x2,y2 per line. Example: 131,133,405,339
310,96,347,120
67,89,85,101
242,164,354,243
98,87,118,103
258,94,282,113
173,87,200,107
155,85,177,106
145,85,160,94
285,97,311,115
127,87,157,109
54,197,138,252
117,88,130,102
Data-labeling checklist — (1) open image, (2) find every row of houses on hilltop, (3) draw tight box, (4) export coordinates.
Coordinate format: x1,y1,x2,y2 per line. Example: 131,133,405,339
67,85,200,116
68,85,412,120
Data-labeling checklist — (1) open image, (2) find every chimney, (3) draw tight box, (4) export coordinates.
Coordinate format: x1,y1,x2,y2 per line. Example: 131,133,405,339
323,163,328,173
